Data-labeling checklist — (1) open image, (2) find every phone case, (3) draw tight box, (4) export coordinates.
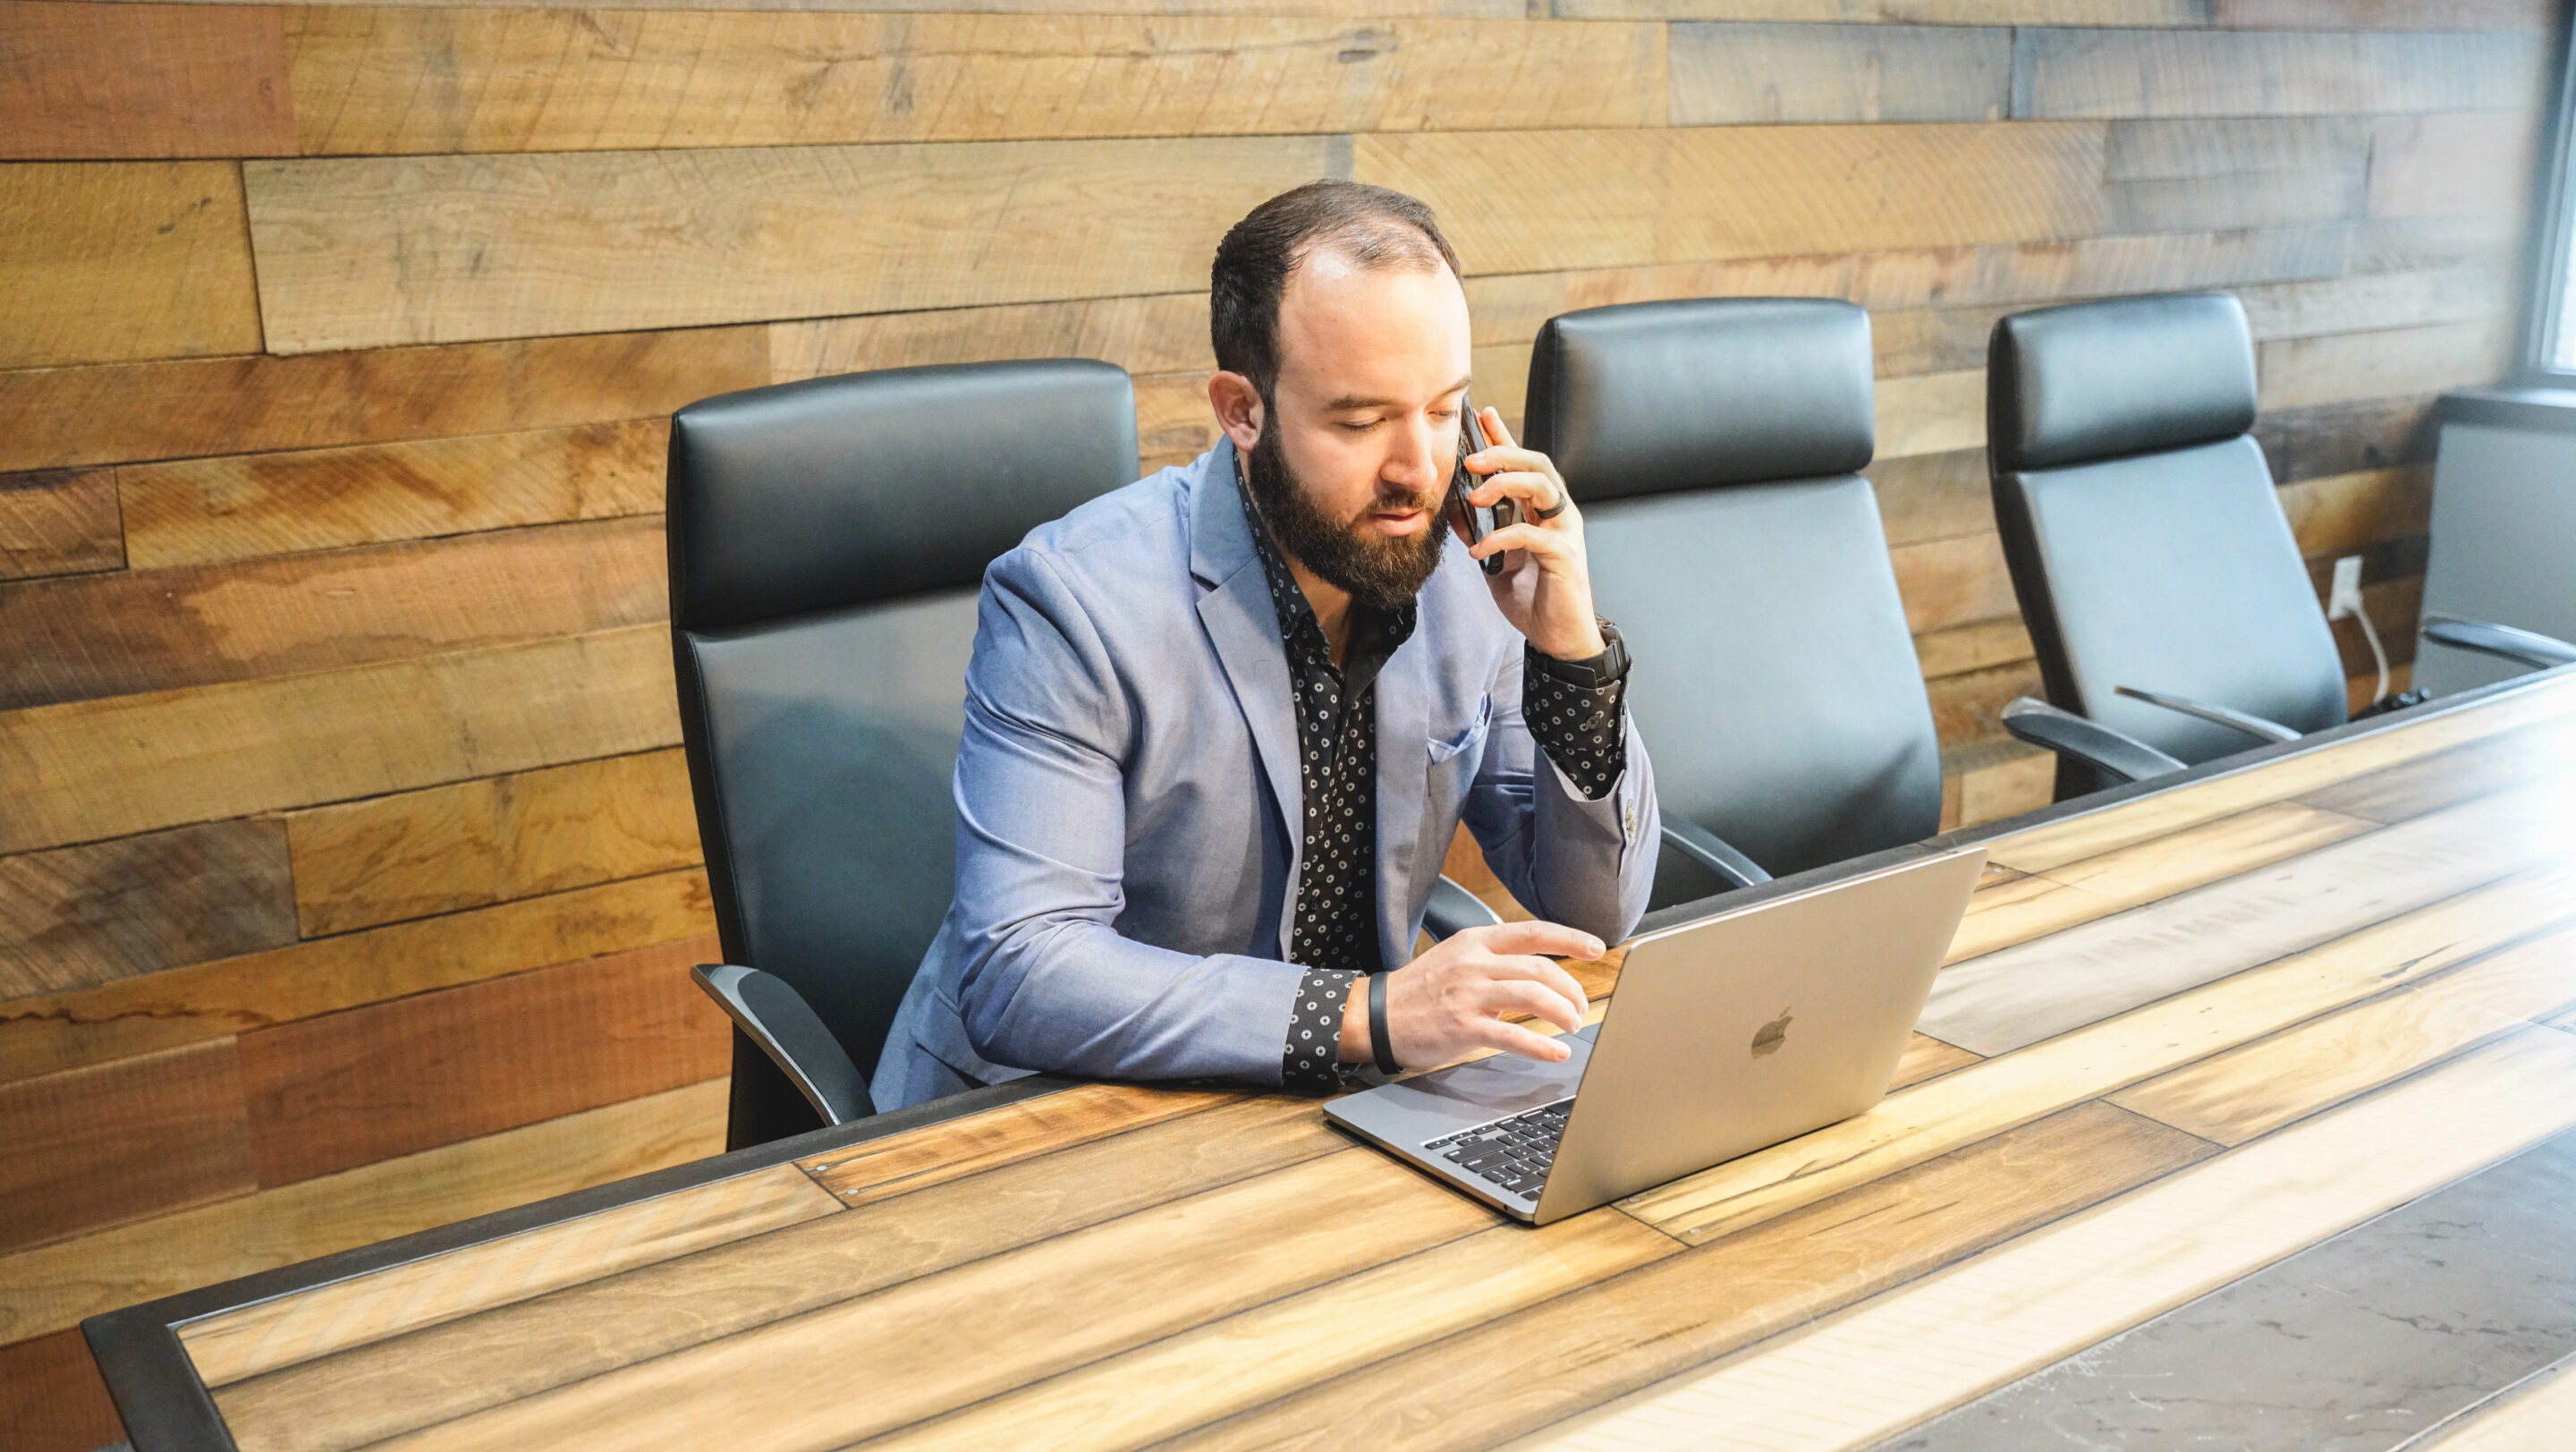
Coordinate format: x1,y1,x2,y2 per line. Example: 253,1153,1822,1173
1448,399,1520,577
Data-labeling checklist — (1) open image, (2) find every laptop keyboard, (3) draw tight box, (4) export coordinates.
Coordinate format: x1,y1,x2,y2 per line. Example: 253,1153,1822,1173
1424,1098,1573,1199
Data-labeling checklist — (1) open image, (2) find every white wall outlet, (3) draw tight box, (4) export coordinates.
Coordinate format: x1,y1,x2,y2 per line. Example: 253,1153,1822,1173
2326,554,2365,621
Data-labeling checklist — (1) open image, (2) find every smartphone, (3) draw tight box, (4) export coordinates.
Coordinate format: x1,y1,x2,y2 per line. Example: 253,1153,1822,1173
1447,395,1520,577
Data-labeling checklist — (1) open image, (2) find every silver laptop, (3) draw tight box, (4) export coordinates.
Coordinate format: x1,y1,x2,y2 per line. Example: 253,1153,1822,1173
1326,847,1986,1225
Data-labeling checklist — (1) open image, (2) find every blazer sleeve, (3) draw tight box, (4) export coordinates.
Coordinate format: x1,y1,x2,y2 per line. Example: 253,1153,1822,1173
944,548,1308,1086
1458,645,1660,947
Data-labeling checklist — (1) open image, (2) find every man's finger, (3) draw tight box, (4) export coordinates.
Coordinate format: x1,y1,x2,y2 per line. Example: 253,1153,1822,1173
1468,469,1566,514
1480,404,1521,452
1465,446,1555,479
1469,522,1575,565
1479,954,1592,1018
1476,974,1585,1034
1473,1018,1575,1064
1471,919,1608,960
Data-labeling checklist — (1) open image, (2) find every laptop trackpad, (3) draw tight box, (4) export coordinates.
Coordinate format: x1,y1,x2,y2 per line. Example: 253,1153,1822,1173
1358,1027,1595,1143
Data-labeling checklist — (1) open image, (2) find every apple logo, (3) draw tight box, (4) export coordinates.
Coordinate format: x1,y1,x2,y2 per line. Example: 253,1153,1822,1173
1750,1006,1792,1057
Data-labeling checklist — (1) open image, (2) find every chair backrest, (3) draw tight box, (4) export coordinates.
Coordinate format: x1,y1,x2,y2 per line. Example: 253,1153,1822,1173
1987,293,2345,787
1524,297,1940,896
668,361,1136,1143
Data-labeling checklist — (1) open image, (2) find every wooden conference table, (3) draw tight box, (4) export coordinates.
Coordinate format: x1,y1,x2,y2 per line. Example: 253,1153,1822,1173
91,667,2576,1452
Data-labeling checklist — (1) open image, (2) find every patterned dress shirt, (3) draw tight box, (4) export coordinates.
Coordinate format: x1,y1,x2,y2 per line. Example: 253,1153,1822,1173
1233,478,1632,1091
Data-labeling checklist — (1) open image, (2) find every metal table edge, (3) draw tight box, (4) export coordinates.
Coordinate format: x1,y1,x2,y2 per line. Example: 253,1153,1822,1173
83,1072,1078,1452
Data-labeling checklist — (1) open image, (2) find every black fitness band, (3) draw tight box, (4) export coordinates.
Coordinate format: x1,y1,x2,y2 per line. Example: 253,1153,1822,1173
1368,971,1401,1074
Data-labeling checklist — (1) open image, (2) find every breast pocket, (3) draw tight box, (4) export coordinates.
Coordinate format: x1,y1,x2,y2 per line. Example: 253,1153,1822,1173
1428,693,1493,766
1424,693,1494,824
1419,694,1495,887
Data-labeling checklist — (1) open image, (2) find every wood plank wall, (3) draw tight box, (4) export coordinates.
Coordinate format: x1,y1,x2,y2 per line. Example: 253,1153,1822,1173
0,3,2553,1446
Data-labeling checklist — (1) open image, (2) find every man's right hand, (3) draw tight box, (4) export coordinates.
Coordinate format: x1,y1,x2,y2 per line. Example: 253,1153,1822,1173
1339,921,1604,1070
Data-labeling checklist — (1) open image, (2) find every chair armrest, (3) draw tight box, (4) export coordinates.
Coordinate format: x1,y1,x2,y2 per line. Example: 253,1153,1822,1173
2422,615,2576,671
2110,685,2302,745
691,964,875,1126
2002,698,2189,785
1421,873,1507,941
1660,818,1772,891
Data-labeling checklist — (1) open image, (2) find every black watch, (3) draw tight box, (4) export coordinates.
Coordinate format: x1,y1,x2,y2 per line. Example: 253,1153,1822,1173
1534,620,1630,689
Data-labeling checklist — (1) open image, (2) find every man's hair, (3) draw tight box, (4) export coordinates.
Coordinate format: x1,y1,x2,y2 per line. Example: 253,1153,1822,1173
1210,181,1462,403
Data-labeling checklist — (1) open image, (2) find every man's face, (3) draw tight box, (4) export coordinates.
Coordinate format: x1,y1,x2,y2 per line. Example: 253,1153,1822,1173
1247,250,1475,610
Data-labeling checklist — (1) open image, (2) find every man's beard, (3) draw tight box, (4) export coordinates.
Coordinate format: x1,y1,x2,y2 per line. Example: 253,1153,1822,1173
1243,429,1447,613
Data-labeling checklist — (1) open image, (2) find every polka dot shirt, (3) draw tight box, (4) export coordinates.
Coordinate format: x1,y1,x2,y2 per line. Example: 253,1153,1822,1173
1236,478,1630,1093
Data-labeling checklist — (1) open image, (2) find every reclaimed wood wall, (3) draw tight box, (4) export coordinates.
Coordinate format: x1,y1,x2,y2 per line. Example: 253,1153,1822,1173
0,2,2554,1446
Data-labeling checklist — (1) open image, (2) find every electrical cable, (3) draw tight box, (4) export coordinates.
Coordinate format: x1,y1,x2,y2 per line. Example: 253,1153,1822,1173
2351,607,2391,705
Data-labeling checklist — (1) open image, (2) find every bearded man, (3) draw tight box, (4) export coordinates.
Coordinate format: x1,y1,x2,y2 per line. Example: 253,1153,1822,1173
871,181,1660,1111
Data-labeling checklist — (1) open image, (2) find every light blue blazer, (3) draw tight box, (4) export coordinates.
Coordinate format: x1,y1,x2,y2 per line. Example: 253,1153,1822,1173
871,439,1660,1112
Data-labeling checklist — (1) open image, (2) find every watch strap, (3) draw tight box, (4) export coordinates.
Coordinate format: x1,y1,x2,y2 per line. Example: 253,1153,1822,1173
1534,620,1631,689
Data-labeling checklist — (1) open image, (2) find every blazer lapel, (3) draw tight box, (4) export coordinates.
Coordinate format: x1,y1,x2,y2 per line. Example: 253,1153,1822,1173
1373,616,1435,966
1189,446,1305,938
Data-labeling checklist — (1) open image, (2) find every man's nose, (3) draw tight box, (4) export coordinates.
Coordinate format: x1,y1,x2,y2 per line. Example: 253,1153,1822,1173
1384,415,1443,492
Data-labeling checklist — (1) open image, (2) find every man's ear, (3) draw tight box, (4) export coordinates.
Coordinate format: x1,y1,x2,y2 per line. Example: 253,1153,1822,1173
1208,371,1265,455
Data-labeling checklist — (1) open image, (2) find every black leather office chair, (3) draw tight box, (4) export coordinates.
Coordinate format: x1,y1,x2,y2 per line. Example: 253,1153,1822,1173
671,361,1505,1148
1985,293,2576,801
669,361,1138,1149
1523,297,1943,906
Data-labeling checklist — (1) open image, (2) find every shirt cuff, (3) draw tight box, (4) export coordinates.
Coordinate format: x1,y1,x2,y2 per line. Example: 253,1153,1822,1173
1524,646,1629,802
1282,966,1361,1093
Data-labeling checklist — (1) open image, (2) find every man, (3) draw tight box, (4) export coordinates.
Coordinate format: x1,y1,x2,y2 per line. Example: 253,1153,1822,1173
871,180,1659,1112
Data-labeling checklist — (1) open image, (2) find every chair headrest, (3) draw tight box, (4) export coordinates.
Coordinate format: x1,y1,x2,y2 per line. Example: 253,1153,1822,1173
668,360,1138,633
1987,293,2258,472
1522,298,1875,503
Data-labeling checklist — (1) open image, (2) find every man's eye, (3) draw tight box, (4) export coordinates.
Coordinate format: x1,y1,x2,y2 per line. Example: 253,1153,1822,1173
1339,419,1380,433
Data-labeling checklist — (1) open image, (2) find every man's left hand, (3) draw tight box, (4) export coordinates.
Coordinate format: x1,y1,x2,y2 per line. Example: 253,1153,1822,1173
1453,405,1605,661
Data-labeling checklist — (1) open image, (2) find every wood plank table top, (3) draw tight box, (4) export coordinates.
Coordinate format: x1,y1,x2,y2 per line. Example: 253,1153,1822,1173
87,666,2576,1452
